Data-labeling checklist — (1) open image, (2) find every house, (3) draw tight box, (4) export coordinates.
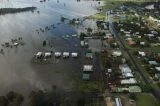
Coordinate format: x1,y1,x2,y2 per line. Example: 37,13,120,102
71,52,78,58
80,41,88,47
128,86,142,93
13,42,19,46
112,51,122,57
119,64,132,73
44,52,51,58
83,65,93,72
155,73,160,82
115,98,122,106
138,51,146,57
120,64,133,78
140,42,145,46
122,73,133,78
63,52,69,58
54,52,61,57
86,52,93,59
82,73,90,80
155,67,160,72
121,78,137,85
35,52,43,59
128,40,136,46
148,61,158,65
146,34,155,38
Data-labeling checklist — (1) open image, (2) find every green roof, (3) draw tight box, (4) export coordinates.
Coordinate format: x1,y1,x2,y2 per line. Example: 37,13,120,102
149,61,158,65
82,74,90,80
86,53,93,58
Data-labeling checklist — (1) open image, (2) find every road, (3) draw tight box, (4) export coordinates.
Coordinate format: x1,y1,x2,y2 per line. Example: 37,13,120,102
109,22,160,100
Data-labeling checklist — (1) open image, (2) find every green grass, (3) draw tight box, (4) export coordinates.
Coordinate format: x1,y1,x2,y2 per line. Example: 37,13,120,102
136,94,160,106
86,13,106,20
77,81,102,93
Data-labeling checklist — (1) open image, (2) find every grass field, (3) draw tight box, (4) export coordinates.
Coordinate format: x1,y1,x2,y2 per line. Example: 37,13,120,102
136,94,160,106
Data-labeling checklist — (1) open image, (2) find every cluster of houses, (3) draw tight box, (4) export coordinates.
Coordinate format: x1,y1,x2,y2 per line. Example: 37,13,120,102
34,51,79,60
105,49,141,93
1,37,24,48
137,51,160,82
82,50,94,81
116,20,160,47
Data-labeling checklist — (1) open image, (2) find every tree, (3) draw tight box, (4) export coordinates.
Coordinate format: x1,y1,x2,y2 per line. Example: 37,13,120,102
0,96,8,106
43,40,47,47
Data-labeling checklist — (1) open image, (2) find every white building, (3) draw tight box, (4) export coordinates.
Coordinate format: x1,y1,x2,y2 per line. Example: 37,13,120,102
63,52,69,58
71,52,78,58
121,78,137,85
54,52,61,57
83,65,93,72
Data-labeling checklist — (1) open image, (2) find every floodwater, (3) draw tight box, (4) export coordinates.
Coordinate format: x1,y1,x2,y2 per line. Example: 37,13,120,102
0,0,103,100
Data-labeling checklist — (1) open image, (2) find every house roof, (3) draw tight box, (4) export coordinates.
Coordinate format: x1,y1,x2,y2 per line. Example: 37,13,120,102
138,51,146,56
128,40,136,45
155,67,160,72
122,72,133,78
82,74,90,80
121,78,137,84
83,65,93,72
119,64,132,73
148,61,158,65
128,86,142,93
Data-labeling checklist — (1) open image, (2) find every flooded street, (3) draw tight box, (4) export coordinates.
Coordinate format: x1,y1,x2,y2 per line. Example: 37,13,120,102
0,0,103,99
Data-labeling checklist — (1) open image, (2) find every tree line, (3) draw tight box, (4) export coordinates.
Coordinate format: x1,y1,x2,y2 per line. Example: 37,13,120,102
0,7,37,15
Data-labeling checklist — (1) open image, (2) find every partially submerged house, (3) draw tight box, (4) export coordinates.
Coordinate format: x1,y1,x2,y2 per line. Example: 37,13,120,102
63,52,69,58
83,65,93,72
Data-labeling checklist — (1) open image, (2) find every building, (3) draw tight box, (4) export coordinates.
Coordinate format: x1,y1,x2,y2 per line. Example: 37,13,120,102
155,73,160,82
83,65,93,72
54,52,61,57
121,78,137,85
115,98,122,106
82,73,90,80
71,52,78,58
112,51,122,57
63,52,69,58
44,52,51,58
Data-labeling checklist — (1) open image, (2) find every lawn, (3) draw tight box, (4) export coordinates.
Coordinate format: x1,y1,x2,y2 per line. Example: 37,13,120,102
136,93,160,106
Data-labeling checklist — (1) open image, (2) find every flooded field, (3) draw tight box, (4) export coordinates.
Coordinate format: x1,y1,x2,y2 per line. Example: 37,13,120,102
0,0,103,99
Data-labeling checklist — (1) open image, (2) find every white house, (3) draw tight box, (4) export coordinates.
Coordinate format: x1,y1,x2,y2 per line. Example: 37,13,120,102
83,65,93,72
112,51,122,57
35,52,43,59
44,52,51,58
54,52,61,57
121,78,137,85
71,52,78,58
138,51,146,57
63,52,69,58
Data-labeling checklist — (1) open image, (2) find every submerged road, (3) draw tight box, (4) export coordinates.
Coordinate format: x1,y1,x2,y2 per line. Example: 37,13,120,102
109,22,160,100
